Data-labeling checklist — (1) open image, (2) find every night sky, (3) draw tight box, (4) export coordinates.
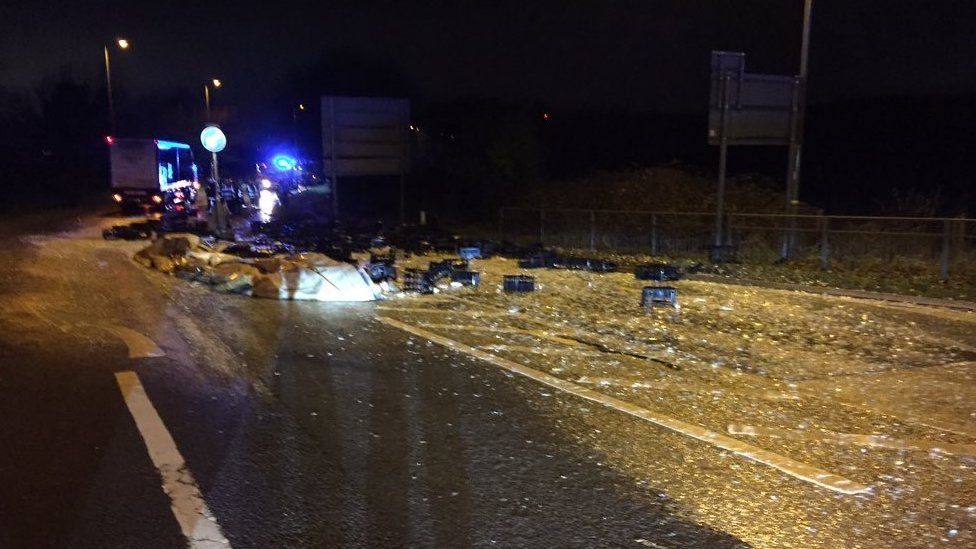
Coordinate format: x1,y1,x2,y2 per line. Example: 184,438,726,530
3,1,976,113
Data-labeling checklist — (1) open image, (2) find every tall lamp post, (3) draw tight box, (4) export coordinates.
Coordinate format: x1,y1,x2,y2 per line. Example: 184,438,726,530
103,38,130,134
292,102,305,152
783,0,814,259
204,78,222,121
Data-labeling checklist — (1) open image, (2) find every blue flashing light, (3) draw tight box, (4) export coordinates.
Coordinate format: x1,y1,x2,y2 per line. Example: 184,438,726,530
272,154,297,171
156,139,191,150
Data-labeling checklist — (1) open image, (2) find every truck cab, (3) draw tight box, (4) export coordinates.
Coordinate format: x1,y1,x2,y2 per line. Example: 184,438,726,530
107,137,198,213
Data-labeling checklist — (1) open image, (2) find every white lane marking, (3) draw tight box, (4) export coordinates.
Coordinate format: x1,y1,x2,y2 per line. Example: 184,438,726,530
106,326,166,359
728,424,976,457
378,316,872,495
377,305,511,317
115,371,232,548
575,376,801,401
413,322,582,346
483,344,608,357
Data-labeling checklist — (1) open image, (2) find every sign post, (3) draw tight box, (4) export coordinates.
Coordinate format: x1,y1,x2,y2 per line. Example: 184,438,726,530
708,51,798,261
200,125,229,238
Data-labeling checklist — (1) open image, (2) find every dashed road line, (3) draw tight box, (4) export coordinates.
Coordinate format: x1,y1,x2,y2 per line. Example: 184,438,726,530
105,325,166,359
115,371,231,548
377,316,872,495
728,423,976,457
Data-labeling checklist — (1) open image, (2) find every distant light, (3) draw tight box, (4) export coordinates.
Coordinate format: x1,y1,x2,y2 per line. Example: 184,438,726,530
117,39,129,50
151,195,163,204
271,154,297,171
155,139,190,150
112,193,123,203
105,136,114,145
542,112,550,120
212,79,222,88
200,125,227,153
298,103,305,111
260,178,272,189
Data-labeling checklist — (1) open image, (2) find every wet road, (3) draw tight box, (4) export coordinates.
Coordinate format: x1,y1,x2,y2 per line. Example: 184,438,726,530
0,212,973,548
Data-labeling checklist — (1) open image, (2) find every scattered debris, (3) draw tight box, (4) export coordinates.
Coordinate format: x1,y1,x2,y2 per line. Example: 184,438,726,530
102,221,158,240
635,263,682,281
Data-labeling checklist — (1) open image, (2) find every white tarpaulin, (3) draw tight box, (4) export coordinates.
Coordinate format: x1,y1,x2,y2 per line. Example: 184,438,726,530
251,265,380,302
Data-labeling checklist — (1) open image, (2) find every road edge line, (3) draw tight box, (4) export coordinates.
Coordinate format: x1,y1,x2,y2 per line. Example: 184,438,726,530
377,316,872,495
115,371,232,548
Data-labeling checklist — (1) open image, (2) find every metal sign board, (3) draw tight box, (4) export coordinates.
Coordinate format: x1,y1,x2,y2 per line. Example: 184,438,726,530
321,96,410,177
708,51,797,146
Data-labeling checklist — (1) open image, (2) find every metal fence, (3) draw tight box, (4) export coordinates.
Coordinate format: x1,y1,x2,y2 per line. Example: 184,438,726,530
496,207,976,280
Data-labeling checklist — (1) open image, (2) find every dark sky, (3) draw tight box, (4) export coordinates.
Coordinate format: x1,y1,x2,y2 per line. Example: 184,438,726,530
2,1,976,113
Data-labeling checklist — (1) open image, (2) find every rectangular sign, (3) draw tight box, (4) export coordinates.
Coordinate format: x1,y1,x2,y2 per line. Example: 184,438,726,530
321,96,410,178
708,51,797,146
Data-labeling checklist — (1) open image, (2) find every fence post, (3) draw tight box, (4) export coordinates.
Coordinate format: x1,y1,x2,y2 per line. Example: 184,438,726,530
819,215,829,270
539,208,545,244
589,210,596,251
940,219,950,282
651,214,658,256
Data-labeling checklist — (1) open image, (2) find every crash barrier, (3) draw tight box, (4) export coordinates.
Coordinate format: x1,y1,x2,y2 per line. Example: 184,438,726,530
498,207,976,281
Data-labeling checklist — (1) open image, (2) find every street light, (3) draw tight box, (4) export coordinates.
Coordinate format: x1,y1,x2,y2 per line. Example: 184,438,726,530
292,102,305,151
204,78,222,121
782,0,814,259
103,37,130,134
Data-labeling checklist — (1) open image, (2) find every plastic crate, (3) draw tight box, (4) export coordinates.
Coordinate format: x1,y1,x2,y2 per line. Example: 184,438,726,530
451,270,480,286
504,275,535,292
641,286,677,307
403,268,434,294
458,246,482,260
368,262,397,283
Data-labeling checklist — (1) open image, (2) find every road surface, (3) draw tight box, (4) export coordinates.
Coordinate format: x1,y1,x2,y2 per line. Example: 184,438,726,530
1,211,974,548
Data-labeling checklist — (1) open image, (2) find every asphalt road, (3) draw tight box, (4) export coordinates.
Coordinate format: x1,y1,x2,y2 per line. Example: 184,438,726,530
0,211,973,548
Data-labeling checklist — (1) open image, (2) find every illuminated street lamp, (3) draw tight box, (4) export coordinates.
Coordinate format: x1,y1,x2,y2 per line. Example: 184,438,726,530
204,79,222,121
103,37,130,134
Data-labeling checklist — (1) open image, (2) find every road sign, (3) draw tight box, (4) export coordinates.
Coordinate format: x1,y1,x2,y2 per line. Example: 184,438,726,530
200,125,226,153
321,96,410,177
708,51,797,146
321,96,411,219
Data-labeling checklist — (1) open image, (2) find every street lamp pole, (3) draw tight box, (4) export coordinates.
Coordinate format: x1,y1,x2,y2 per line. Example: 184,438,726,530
292,103,305,152
204,78,221,122
103,38,129,135
103,45,115,134
782,0,813,259
204,85,211,121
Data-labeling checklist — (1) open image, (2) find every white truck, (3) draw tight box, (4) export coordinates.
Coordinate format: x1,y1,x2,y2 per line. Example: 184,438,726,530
107,137,198,212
